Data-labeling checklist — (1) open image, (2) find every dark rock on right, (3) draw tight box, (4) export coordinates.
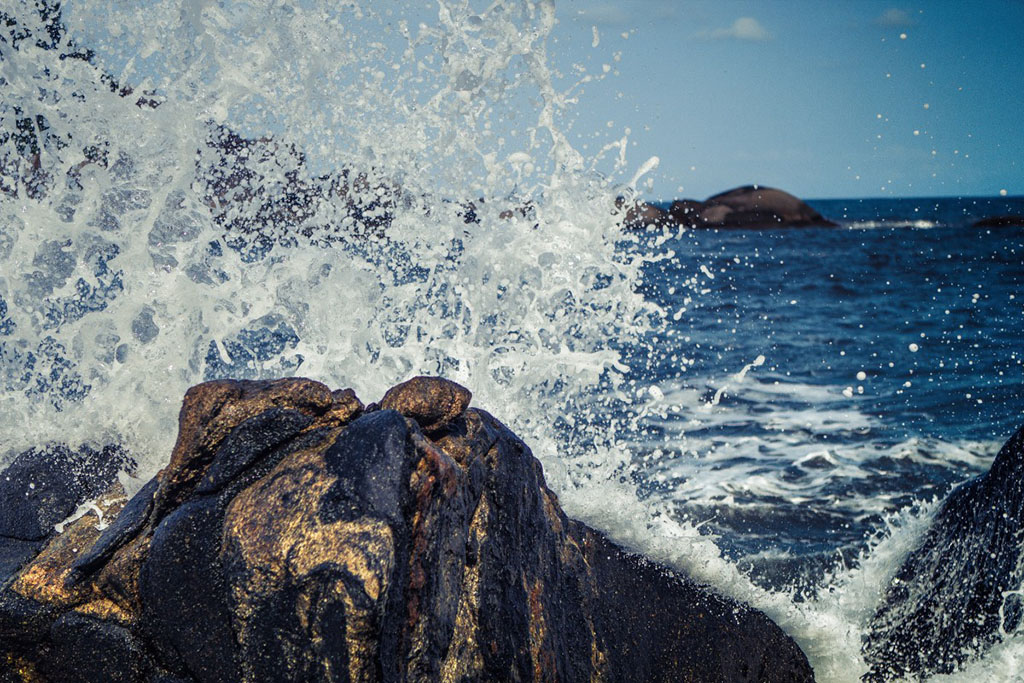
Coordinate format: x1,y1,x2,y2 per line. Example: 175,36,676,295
972,214,1024,228
863,424,1024,681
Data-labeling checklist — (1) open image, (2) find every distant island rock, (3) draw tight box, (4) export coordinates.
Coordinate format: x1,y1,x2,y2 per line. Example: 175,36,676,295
972,215,1024,228
1,376,813,682
621,185,837,230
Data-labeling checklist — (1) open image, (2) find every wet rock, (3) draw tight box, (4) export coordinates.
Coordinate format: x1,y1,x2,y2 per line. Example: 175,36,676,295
863,425,1024,681
378,375,471,433
2,377,812,682
0,444,131,543
1,444,131,588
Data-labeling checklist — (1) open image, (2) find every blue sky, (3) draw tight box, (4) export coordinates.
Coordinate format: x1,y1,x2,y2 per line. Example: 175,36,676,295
550,1,1024,199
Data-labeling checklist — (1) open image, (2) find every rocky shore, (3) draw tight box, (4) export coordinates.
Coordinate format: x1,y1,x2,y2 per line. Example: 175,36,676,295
1,377,813,682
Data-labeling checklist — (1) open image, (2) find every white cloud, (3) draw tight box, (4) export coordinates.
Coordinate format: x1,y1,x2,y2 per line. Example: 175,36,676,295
571,4,630,25
701,17,772,42
875,8,916,27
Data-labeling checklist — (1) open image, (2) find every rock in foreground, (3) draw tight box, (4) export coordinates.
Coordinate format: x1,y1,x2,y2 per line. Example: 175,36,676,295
1,376,813,682
863,425,1024,681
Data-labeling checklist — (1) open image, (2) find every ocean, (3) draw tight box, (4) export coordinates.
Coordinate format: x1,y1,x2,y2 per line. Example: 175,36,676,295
2,1,1023,680
634,198,1024,590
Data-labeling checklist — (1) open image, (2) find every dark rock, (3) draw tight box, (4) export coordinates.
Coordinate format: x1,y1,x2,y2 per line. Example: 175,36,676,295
68,477,160,586
669,199,705,227
40,613,146,683
617,197,672,230
140,498,239,683
0,444,131,542
195,408,313,494
972,214,1024,228
378,376,471,433
0,538,45,584
2,377,813,682
863,425,1024,680
698,185,836,228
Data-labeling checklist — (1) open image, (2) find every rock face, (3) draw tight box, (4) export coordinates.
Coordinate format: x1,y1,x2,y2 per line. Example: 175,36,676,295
863,425,1024,681
1,376,813,682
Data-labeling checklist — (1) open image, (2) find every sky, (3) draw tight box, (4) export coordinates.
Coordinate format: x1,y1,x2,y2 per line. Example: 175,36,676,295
548,0,1024,200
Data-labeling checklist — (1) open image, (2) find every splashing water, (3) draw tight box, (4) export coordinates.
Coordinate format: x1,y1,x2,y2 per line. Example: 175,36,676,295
0,0,657,478
3,2,1021,681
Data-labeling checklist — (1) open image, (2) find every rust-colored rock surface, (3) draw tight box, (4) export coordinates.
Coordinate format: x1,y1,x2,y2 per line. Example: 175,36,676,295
1,377,813,682
378,376,471,433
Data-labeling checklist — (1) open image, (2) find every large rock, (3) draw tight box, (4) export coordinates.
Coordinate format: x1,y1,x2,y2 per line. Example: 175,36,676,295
1,376,813,682
863,425,1024,681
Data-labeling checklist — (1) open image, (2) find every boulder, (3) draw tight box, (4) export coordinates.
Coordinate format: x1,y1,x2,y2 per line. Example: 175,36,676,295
1,377,813,682
863,425,1024,681
698,186,836,228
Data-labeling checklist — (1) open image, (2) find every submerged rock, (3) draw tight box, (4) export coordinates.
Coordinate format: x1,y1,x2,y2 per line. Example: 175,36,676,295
1,377,813,682
863,425,1024,681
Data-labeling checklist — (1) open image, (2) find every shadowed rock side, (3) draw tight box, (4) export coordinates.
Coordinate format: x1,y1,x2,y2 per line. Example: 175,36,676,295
1,376,813,682
863,425,1024,681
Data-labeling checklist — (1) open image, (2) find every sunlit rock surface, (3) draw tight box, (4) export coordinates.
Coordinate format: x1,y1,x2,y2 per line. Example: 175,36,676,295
863,425,1024,681
1,376,812,682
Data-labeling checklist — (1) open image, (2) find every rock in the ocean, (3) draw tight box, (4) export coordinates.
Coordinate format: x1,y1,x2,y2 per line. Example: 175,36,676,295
698,185,836,228
2,377,813,682
972,215,1024,228
617,197,672,230
668,199,706,228
863,425,1024,681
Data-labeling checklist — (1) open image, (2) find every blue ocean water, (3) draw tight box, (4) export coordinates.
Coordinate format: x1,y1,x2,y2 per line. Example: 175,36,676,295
630,196,1024,588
